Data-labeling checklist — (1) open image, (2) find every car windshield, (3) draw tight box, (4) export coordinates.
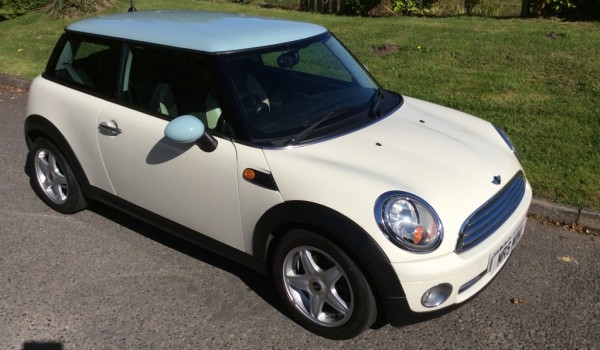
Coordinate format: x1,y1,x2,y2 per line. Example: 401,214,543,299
225,33,396,146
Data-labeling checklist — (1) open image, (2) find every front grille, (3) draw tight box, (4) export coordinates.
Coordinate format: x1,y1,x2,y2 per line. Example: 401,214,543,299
456,171,526,252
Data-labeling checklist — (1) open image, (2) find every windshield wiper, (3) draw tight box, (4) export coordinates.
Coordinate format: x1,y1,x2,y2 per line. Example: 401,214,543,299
368,87,384,119
285,108,352,146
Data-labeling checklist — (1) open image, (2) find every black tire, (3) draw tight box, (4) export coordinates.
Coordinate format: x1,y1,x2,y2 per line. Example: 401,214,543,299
28,137,87,214
272,229,377,339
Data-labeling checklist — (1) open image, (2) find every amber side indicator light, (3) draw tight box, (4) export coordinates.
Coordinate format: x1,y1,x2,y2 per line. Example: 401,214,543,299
241,168,278,191
243,168,256,181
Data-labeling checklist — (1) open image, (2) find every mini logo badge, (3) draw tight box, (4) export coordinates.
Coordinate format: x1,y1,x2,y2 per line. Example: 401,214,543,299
492,175,502,185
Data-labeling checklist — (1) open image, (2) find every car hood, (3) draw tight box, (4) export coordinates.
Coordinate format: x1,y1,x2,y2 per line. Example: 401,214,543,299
262,96,525,257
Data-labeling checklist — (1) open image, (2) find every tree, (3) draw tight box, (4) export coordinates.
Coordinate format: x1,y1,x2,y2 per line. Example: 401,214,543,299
521,0,531,16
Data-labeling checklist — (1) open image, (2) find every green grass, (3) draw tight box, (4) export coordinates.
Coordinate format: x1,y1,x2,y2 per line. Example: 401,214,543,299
1,0,599,211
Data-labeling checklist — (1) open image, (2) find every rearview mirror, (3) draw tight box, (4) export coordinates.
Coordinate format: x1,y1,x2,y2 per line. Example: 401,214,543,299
277,50,300,68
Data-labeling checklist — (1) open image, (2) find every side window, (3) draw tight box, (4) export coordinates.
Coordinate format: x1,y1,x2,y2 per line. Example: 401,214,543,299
121,45,223,131
49,36,121,98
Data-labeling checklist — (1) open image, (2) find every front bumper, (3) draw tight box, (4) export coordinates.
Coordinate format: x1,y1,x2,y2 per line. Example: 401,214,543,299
391,182,532,313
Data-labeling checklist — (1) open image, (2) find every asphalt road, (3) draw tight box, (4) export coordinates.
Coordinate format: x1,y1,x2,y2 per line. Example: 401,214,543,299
1,86,599,349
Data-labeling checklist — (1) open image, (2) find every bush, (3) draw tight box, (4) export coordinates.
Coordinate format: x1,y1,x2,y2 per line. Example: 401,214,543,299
392,0,437,15
567,0,600,19
0,0,49,21
346,0,383,15
536,0,575,17
47,0,115,18
530,0,600,19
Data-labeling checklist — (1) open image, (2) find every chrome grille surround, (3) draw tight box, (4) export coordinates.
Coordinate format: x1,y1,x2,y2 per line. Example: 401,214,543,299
456,171,526,253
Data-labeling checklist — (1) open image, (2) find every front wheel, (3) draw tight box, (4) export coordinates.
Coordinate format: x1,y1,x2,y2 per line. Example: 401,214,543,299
29,137,87,214
272,230,377,339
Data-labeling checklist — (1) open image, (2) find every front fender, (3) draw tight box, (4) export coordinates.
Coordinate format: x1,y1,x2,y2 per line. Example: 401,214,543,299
253,200,407,324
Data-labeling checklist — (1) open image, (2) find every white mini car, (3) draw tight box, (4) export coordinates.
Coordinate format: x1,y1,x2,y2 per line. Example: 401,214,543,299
25,10,532,339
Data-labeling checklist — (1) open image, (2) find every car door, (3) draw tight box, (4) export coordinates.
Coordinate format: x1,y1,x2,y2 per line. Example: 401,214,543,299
95,103,244,250
94,44,244,250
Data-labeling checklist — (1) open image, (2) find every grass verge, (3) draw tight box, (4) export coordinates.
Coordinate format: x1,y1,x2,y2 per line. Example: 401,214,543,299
1,0,599,210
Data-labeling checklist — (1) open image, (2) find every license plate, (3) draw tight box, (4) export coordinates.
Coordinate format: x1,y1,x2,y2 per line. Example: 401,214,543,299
487,222,525,274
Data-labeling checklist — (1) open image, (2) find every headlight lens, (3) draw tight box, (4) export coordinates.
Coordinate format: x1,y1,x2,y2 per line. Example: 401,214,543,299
374,192,443,253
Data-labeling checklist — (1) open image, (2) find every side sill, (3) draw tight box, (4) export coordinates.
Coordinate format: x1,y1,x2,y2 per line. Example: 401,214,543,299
85,186,268,275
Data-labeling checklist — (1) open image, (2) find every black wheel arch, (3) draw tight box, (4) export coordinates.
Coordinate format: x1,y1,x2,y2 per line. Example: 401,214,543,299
24,114,91,192
253,200,408,325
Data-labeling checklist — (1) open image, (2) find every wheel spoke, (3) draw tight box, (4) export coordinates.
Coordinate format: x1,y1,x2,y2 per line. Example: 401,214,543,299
309,292,325,319
36,156,52,188
36,154,50,177
54,171,67,186
51,183,66,201
48,153,59,173
286,273,310,291
299,249,320,276
326,287,349,315
322,265,342,286
321,265,349,314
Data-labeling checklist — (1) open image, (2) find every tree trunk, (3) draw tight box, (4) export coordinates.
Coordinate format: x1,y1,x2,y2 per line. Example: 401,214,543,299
521,0,531,17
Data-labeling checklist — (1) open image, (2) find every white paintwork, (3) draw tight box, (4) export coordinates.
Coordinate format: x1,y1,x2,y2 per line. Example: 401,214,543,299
95,103,244,250
393,202,529,312
264,96,526,260
27,77,114,193
263,96,532,311
233,143,284,254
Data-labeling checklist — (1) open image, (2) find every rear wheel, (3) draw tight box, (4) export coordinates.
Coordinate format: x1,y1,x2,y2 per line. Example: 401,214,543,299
272,230,377,339
29,137,87,214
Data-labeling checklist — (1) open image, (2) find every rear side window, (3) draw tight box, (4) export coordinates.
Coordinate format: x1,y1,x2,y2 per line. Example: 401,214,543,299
48,35,122,98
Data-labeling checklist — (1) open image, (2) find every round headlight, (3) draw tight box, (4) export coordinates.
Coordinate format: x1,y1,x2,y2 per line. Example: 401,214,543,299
374,192,443,253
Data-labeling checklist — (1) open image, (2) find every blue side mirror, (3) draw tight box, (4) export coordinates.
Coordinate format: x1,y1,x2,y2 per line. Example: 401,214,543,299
164,115,205,143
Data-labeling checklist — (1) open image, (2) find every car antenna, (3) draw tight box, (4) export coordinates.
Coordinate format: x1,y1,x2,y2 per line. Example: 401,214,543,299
128,0,137,12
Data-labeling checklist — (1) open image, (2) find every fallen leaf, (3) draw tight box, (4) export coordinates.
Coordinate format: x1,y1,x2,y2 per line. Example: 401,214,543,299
557,255,579,264
510,298,527,304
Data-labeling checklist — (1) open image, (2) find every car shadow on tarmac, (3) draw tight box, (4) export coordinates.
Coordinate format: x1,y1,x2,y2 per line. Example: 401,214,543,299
88,200,468,331
87,201,290,316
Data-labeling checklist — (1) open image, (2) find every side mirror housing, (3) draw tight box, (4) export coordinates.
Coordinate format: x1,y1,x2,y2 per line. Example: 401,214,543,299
164,115,218,152
164,115,205,143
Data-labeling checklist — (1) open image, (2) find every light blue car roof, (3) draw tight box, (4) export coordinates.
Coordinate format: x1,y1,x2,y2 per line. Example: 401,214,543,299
66,10,328,53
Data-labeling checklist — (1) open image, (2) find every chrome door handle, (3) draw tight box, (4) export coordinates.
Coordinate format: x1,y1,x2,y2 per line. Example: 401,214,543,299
98,122,122,136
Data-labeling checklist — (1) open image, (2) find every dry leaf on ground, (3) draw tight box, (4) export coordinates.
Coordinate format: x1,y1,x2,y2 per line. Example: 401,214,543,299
557,255,579,264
